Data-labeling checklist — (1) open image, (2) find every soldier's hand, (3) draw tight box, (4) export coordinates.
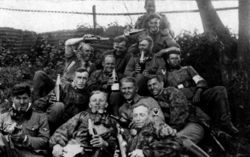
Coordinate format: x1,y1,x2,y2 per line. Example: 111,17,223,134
11,133,27,144
160,124,177,137
155,50,164,57
90,135,108,148
135,63,141,73
52,144,64,157
49,92,57,104
142,70,149,77
129,149,144,157
82,34,94,40
107,77,114,86
193,88,202,104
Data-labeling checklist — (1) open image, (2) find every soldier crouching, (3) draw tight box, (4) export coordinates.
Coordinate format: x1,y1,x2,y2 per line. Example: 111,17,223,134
50,90,117,157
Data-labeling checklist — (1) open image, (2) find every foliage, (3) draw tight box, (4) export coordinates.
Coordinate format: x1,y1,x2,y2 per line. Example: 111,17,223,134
0,26,247,107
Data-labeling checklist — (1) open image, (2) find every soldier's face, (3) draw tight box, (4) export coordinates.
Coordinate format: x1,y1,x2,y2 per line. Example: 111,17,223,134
73,71,89,89
103,56,115,73
145,1,155,14
113,41,127,56
167,54,181,67
89,92,108,114
139,40,150,54
12,93,31,112
121,82,137,101
147,78,164,96
78,45,93,61
148,18,160,33
132,106,149,128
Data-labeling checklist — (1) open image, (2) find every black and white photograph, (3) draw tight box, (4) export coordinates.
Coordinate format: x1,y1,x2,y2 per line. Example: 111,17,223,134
0,0,249,156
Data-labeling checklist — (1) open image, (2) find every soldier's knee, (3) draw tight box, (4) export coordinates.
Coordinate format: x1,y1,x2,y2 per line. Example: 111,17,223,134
52,102,65,112
213,86,227,97
47,102,64,117
34,70,46,79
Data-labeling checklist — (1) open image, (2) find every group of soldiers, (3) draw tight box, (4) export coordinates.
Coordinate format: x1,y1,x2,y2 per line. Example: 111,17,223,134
0,0,239,157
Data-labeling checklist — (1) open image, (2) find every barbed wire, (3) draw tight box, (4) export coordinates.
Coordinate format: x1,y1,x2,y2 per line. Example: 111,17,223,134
0,6,238,16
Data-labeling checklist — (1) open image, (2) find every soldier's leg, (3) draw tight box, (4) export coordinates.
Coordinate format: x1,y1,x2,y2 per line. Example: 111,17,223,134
177,123,209,157
177,122,204,144
33,70,55,100
0,133,18,157
46,102,65,133
16,149,46,157
201,86,238,134
108,91,124,116
135,74,150,96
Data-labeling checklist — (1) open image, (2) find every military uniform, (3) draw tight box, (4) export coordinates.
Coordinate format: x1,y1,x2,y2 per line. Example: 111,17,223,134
118,94,166,133
87,69,122,115
124,53,165,96
164,65,237,133
34,83,90,132
123,122,183,157
127,29,179,55
87,70,114,92
33,44,95,101
153,87,210,144
124,53,165,77
0,109,50,157
135,13,171,31
50,110,117,157
95,49,132,78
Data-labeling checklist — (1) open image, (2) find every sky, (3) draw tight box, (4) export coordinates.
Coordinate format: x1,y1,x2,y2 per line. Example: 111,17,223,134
0,0,238,35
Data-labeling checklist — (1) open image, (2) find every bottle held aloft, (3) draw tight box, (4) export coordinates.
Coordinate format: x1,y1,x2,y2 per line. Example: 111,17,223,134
111,69,119,91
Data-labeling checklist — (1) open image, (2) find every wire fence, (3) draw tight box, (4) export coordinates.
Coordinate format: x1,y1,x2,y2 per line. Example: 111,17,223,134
0,6,238,16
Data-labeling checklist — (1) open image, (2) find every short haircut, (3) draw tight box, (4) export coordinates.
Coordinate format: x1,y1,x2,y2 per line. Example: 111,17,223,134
165,47,181,59
138,35,154,54
12,83,31,97
145,0,155,8
120,77,137,87
75,68,89,74
90,90,108,101
147,75,164,83
132,103,150,114
113,36,128,46
103,54,116,63
77,42,94,52
146,13,161,24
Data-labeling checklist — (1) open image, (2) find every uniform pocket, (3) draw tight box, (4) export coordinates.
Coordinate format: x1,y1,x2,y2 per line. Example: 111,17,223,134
25,125,39,136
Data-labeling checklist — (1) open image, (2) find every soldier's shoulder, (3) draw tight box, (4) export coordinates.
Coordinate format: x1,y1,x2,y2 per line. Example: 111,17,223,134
91,69,103,75
181,66,190,70
160,29,171,37
137,96,159,108
0,110,10,118
32,110,47,117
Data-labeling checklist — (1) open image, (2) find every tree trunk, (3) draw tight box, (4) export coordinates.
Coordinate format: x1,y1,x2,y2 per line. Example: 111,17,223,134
196,0,244,123
195,0,237,85
238,0,250,66
238,0,250,122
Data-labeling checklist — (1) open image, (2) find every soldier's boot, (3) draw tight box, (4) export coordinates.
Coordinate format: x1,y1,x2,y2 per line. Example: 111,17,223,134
219,114,239,135
182,137,210,157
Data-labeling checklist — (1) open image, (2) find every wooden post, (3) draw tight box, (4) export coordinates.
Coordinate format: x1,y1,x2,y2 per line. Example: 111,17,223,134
92,5,97,33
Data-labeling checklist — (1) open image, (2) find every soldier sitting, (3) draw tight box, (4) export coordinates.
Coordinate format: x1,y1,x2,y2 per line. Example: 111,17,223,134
124,36,165,95
121,103,183,157
88,54,122,115
33,36,96,101
0,83,50,157
147,75,210,144
50,90,117,157
34,68,90,133
160,47,239,135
